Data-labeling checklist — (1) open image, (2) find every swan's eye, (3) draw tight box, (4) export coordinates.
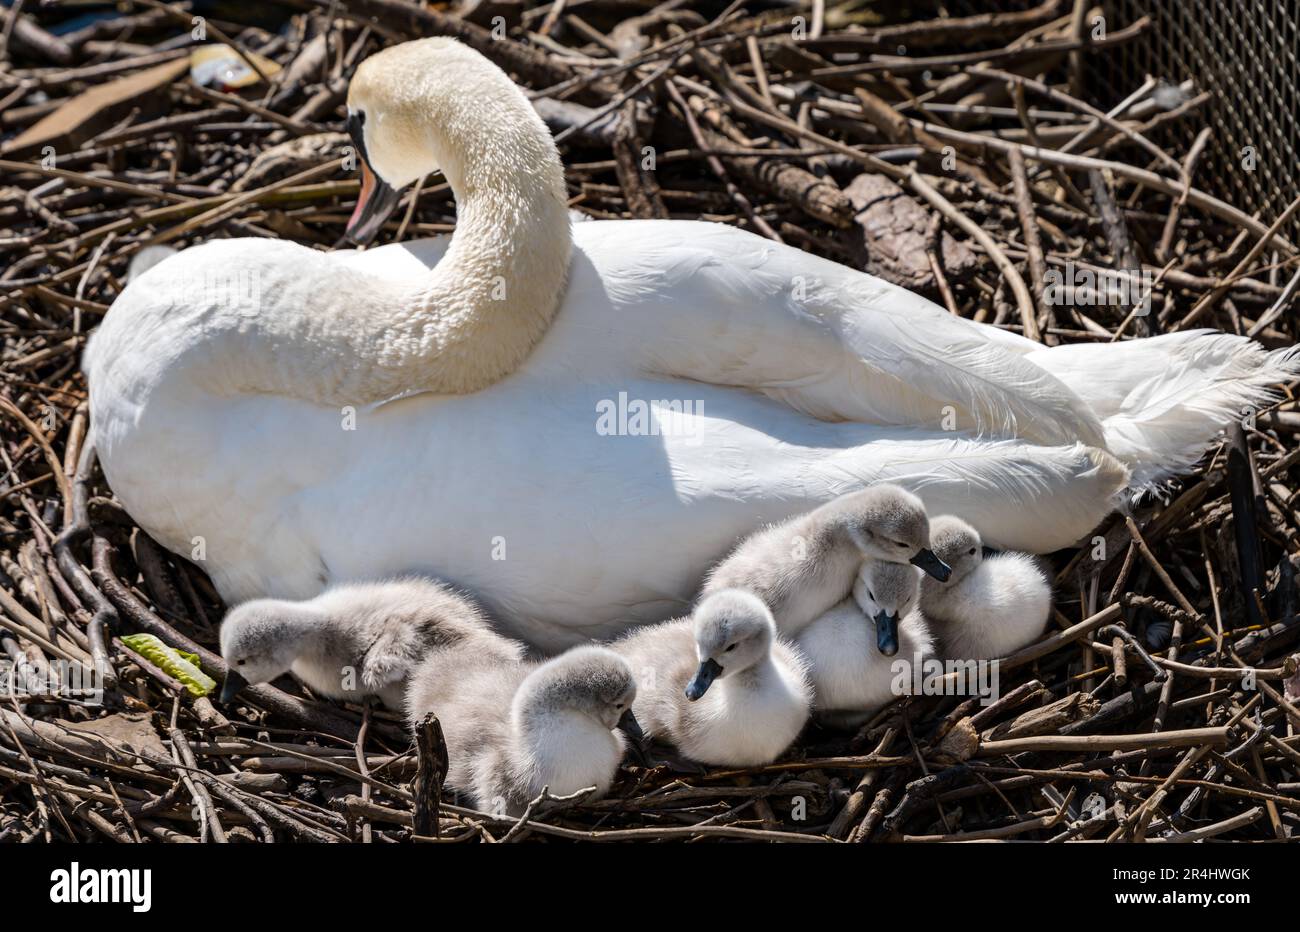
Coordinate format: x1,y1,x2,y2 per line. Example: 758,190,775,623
868,591,876,601
236,659,246,666
969,547,977,555
890,539,907,549
725,643,737,652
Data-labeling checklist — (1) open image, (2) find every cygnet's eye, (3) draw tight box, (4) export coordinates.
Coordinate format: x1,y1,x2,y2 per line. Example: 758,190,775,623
725,643,737,652
890,539,907,549
969,547,977,555
868,591,876,601
236,659,246,666
614,702,623,710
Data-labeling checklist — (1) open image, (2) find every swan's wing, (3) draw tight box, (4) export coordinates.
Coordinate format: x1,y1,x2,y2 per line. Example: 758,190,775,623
569,220,1105,449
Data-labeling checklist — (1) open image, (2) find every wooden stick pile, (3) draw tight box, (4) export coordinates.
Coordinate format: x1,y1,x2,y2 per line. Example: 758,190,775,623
0,0,1297,842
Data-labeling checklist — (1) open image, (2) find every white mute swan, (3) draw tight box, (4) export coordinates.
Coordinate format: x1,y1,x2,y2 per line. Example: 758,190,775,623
921,515,1052,660
86,38,1299,651
611,589,810,767
703,483,943,638
217,577,510,707
405,644,638,814
799,562,935,717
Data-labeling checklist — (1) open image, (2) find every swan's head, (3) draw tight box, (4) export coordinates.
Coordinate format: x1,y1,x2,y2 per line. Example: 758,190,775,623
344,37,563,244
853,561,921,656
926,515,983,588
841,483,950,582
517,646,641,736
686,589,776,700
218,599,309,702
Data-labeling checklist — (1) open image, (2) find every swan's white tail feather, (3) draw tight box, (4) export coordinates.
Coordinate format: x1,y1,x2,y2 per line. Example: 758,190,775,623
1037,332,1300,496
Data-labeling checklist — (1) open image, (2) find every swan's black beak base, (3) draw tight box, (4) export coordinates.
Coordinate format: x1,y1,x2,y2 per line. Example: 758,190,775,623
219,670,248,704
875,610,900,656
685,658,723,701
911,547,952,582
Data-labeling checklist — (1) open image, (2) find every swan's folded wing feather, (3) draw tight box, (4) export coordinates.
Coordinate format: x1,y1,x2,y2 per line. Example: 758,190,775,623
582,221,1105,448
818,293,1107,448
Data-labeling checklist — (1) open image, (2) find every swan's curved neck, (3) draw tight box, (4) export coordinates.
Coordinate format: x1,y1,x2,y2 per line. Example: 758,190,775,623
200,75,572,406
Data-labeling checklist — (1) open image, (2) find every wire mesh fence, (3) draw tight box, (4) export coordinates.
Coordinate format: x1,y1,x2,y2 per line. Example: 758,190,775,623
947,0,1298,235
1090,0,1299,234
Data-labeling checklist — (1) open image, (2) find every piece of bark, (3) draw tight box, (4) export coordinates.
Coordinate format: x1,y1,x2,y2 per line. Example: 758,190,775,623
1088,166,1150,336
690,100,853,229
852,86,945,152
3,58,189,158
412,714,449,839
613,100,667,219
982,691,1101,741
9,10,74,65
217,771,290,794
843,172,977,290
932,716,980,764
722,135,853,229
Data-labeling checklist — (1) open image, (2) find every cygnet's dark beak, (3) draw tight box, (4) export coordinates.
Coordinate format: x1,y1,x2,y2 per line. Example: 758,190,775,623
874,610,900,656
616,707,645,742
346,161,402,245
910,547,951,581
684,658,724,701
219,670,248,704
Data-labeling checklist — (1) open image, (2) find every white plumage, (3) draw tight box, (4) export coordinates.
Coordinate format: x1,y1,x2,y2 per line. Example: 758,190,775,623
921,515,1052,660
406,643,637,814
611,589,811,767
703,484,942,638
218,577,504,708
799,561,935,717
86,38,1300,651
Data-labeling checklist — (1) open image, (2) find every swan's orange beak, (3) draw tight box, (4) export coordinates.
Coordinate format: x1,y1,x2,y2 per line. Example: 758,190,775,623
344,109,401,245
346,158,401,246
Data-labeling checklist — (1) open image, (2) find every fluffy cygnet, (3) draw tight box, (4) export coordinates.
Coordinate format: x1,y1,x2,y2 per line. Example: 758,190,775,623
218,577,506,707
799,560,935,717
612,589,811,767
703,483,951,637
406,644,639,815
921,515,1052,661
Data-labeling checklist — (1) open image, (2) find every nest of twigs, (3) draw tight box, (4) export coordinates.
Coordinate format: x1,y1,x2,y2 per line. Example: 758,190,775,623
1,0,1298,844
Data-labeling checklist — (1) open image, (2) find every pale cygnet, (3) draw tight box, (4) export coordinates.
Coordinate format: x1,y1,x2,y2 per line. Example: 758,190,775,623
612,589,811,767
218,577,506,708
406,644,639,815
703,483,950,637
921,515,1052,661
799,560,935,717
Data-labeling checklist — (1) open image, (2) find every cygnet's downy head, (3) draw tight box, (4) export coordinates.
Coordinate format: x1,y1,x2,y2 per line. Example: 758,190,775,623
218,599,309,703
854,561,921,657
686,589,776,701
518,646,642,739
927,515,983,588
840,484,950,582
